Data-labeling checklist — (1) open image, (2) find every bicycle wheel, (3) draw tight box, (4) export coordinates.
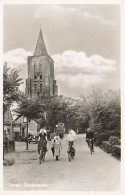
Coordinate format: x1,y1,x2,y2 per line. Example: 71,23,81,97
43,153,45,162
90,144,92,155
68,153,71,162
39,155,42,164
71,151,74,159
39,149,43,164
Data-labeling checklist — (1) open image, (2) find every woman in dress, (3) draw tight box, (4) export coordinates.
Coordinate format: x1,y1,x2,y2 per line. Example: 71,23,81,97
52,131,62,161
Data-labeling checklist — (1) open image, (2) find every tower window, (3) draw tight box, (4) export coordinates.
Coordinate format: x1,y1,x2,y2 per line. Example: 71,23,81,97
40,75,42,79
34,75,37,79
38,92,40,96
34,84,37,88
40,83,42,88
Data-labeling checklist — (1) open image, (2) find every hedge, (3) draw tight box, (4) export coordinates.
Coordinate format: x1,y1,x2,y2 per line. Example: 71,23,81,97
109,136,120,146
102,141,111,153
94,130,120,146
111,145,121,158
94,131,111,146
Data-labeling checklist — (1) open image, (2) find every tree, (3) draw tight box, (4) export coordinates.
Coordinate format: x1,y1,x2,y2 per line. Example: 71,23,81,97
43,96,89,132
14,96,45,150
3,63,23,111
14,97,45,122
45,96,68,130
81,88,121,132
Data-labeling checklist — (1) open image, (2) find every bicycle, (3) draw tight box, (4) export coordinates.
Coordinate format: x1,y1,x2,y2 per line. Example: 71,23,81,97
38,140,46,164
68,141,75,162
88,139,94,155
39,148,46,164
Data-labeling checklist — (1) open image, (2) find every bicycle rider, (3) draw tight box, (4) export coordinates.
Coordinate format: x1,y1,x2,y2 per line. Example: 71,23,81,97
67,129,76,154
86,128,94,152
38,127,48,154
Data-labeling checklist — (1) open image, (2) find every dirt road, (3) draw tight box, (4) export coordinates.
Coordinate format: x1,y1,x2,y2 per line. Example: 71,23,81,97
3,134,120,191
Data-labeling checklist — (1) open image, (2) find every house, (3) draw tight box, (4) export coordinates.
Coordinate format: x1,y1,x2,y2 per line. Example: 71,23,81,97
12,116,26,140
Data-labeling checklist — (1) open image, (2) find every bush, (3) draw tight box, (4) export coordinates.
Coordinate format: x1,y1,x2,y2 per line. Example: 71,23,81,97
109,136,120,146
3,159,15,166
3,139,15,153
110,129,121,138
102,141,111,153
111,145,121,158
94,131,111,146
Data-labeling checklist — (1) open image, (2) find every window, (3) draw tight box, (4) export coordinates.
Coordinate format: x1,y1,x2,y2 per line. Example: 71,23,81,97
34,75,37,80
40,75,42,79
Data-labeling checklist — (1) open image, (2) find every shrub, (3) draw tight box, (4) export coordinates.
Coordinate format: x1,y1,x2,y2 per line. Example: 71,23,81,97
94,131,111,146
110,129,121,138
102,141,111,153
111,145,121,158
3,159,15,166
109,136,120,146
3,139,15,153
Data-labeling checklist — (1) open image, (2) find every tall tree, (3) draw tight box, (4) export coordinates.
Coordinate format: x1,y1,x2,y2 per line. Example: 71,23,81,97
14,97,45,150
14,97,45,122
3,63,23,111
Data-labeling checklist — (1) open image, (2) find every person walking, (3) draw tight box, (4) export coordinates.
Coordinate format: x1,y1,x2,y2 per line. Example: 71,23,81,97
52,131,62,161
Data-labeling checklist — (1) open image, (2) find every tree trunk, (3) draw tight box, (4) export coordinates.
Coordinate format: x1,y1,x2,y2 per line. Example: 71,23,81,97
3,111,5,160
26,118,28,150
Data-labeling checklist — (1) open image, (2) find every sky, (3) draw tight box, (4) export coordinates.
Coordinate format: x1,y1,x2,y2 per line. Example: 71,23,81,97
3,4,120,98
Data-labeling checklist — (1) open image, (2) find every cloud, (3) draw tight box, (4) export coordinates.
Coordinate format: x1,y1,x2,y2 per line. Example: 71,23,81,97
34,4,117,26
34,5,78,27
4,48,32,69
52,50,116,89
83,12,117,25
3,48,117,94
4,48,33,91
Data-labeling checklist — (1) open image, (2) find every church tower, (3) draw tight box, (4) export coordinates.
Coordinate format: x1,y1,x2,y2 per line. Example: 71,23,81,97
25,29,58,98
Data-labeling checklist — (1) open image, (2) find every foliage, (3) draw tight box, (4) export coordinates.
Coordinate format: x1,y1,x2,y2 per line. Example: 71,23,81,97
35,116,47,128
44,96,69,129
111,145,121,158
102,141,111,153
3,159,15,166
94,131,112,146
3,63,23,111
3,139,15,153
109,136,120,146
41,95,89,130
81,88,120,132
35,88,120,133
14,96,44,122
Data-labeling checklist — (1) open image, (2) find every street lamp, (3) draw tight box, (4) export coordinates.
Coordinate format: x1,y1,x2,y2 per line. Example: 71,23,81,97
23,117,28,150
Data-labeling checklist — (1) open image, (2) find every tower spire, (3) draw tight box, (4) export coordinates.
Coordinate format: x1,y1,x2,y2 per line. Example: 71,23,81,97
34,29,48,56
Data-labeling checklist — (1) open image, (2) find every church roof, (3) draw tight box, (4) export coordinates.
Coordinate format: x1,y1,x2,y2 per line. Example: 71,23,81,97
34,29,48,56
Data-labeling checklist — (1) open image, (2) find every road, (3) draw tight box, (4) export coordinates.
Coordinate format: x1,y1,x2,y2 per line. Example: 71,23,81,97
3,134,120,191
